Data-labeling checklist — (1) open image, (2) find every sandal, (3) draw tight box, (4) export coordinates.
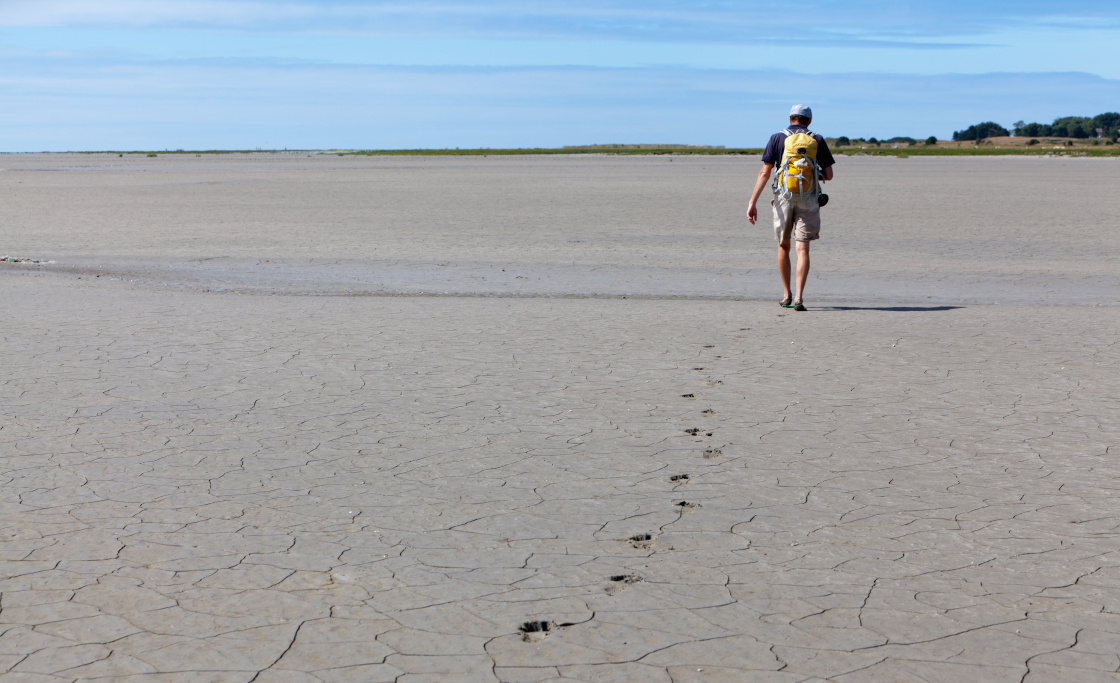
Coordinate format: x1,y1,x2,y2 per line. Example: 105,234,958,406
792,300,806,311
779,297,793,307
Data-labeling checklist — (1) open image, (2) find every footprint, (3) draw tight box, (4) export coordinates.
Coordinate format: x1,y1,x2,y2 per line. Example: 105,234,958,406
520,620,553,642
703,449,722,459
0,256,50,264
701,409,716,414
681,393,695,398
692,367,705,371
629,533,655,549
606,574,644,594
703,345,715,348
670,474,690,482
684,428,701,435
676,501,701,512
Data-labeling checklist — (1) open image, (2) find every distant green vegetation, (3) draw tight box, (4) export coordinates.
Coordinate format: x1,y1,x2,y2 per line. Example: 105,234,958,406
36,115,1120,157
831,146,1120,158
947,113,1120,141
75,146,772,156
60,131,1120,158
345,144,764,156
824,112,1120,149
952,122,1010,141
346,144,1120,157
1014,113,1120,140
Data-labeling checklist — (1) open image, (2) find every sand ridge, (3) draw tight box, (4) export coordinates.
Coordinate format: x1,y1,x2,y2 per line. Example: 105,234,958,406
3,153,1118,304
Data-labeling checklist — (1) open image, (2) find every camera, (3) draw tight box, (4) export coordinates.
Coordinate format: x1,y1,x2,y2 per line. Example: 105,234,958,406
818,193,829,207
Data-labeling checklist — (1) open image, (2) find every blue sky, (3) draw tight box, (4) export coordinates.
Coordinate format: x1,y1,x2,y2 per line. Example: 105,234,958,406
1,1,1118,151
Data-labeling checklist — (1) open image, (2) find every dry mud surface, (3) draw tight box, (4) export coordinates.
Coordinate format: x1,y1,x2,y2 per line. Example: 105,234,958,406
1,154,1119,682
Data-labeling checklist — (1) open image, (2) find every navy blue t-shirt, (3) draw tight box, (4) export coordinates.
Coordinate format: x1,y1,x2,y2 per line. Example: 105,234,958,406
762,125,835,168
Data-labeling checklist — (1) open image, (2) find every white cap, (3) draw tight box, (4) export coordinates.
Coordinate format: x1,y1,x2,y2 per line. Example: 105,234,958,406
790,104,812,120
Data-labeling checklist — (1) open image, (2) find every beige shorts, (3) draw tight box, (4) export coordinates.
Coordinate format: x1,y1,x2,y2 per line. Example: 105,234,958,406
772,194,821,243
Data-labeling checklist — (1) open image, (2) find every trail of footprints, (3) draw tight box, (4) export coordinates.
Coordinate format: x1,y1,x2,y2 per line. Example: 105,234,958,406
521,341,724,640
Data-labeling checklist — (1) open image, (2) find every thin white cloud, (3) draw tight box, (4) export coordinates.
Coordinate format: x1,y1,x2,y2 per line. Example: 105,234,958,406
2,58,1117,151
0,1,762,30
0,0,309,27
1,1,1116,51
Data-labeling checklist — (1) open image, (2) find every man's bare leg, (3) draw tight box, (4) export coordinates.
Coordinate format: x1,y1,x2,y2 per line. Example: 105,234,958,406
778,240,792,300
794,240,810,301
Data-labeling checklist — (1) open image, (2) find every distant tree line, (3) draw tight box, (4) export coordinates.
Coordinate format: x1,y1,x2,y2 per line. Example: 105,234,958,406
833,136,937,147
829,113,1120,146
1014,113,1119,140
951,122,1009,141
952,113,1120,141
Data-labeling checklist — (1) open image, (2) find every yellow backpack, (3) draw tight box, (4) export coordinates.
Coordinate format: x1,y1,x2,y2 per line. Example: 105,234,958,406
773,129,821,200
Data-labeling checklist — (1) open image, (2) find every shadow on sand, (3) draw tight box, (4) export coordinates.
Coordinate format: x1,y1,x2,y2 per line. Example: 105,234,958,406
815,305,964,312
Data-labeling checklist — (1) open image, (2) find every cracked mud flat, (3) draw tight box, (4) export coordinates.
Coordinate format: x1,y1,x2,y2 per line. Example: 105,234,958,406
1,154,1120,682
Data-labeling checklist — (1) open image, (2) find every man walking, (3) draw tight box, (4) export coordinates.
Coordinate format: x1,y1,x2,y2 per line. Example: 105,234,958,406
747,104,835,311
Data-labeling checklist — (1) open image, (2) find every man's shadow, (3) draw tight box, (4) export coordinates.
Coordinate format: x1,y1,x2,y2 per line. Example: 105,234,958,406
815,305,963,312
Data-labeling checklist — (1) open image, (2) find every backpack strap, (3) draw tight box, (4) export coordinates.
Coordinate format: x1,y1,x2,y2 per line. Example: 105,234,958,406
773,130,792,195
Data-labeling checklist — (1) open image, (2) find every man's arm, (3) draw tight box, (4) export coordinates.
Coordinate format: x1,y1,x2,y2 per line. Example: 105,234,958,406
747,162,774,225
816,135,835,182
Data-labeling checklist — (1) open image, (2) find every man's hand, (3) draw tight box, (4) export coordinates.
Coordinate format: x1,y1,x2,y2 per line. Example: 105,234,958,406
748,162,773,227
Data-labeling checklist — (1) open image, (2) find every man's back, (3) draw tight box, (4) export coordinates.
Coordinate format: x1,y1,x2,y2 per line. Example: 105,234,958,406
762,125,835,169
